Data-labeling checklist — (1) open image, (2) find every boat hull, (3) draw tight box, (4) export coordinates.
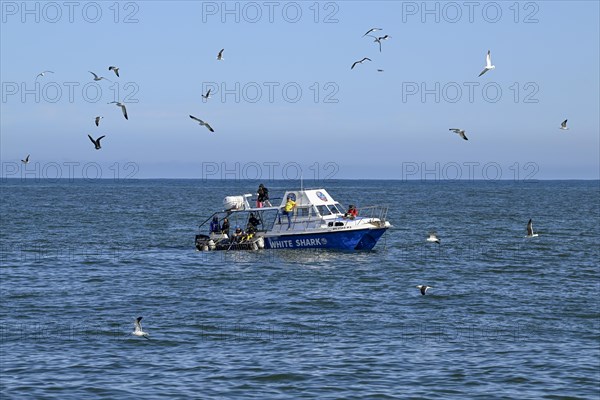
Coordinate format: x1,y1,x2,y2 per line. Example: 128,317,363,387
264,227,387,251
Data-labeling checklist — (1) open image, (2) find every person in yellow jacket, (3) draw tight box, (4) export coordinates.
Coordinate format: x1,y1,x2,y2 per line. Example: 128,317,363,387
280,196,296,230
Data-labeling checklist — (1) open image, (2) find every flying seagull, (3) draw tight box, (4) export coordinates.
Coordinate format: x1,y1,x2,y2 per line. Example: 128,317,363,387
217,49,224,60
363,28,382,37
132,316,150,339
560,119,569,130
351,57,372,70
88,134,105,150
190,115,215,132
416,285,432,295
108,66,120,77
377,69,384,72
108,101,128,120
478,50,495,77
449,128,468,141
202,89,212,100
21,154,30,164
373,35,391,52
95,116,104,126
526,219,539,238
89,71,112,82
35,71,54,81
426,232,440,244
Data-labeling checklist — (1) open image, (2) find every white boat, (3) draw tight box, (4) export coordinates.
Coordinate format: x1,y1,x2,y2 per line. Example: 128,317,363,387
195,188,391,251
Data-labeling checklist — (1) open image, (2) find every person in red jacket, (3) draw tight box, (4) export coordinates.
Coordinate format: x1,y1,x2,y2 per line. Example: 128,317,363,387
344,205,358,219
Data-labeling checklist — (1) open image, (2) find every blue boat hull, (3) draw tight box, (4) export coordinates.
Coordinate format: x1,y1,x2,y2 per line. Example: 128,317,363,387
264,228,387,251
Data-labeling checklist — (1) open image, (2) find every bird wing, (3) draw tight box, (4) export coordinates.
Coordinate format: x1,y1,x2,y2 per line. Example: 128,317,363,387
364,58,372,62
206,89,211,97
351,61,358,70
87,134,96,145
205,123,214,132
486,50,492,67
562,119,567,127
120,104,128,119
449,129,459,133
478,68,488,77
95,117,100,126
460,131,468,140
527,219,533,235
97,135,105,143
190,115,203,123
89,71,99,79
378,40,382,52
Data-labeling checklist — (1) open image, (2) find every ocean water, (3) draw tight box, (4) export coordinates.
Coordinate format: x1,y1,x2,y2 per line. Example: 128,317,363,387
1,179,599,399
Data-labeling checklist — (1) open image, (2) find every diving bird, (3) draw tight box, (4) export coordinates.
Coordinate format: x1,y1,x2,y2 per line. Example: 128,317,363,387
560,119,569,130
108,101,128,120
373,35,391,52
88,134,105,150
478,50,495,77
363,28,382,37
94,116,103,126
21,154,30,164
426,232,440,244
132,316,150,339
416,285,432,295
108,66,120,77
526,219,539,238
449,128,468,141
190,115,215,132
217,49,224,60
35,71,54,81
202,89,212,100
89,71,112,82
351,57,372,70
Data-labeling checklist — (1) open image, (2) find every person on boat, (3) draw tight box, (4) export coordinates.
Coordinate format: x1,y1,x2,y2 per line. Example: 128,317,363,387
344,205,358,219
257,184,271,208
279,196,296,230
221,218,230,237
233,226,244,242
209,216,220,233
247,213,261,230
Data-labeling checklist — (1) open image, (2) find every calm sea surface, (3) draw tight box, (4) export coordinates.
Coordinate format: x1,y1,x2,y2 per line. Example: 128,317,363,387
1,180,599,399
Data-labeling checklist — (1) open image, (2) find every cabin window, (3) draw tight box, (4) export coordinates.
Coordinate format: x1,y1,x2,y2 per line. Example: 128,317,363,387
317,205,331,216
328,204,342,214
297,206,310,217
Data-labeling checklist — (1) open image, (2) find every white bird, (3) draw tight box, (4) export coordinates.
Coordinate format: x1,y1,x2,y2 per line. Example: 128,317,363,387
560,119,569,130
478,50,495,77
21,154,30,164
449,128,469,141
363,28,382,37
132,316,150,339
426,232,440,244
190,115,215,132
88,134,105,150
526,219,539,238
202,89,212,100
416,285,432,295
89,71,112,82
95,116,103,126
35,71,54,81
108,66,120,77
351,57,372,70
108,101,128,120
217,49,224,60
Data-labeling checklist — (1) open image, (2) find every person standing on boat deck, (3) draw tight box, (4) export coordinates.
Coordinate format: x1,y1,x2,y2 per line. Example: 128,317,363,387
279,196,296,230
221,218,230,237
210,216,220,233
257,184,271,208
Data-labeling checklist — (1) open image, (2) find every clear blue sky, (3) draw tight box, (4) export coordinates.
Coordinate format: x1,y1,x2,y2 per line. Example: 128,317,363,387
1,1,599,179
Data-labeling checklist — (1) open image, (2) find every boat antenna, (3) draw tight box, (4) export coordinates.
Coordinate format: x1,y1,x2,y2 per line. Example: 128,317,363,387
300,173,303,191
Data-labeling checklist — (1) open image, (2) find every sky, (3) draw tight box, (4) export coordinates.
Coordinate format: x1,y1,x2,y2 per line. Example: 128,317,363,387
1,0,599,180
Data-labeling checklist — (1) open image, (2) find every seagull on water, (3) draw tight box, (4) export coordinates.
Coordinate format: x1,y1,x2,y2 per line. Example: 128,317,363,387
526,219,539,238
108,101,128,120
21,154,30,164
35,71,54,81
351,57,372,70
89,71,112,82
190,115,215,132
560,119,569,130
449,128,468,141
108,66,120,77
478,50,495,77
95,116,104,126
363,28,382,37
202,89,212,100
426,232,440,244
88,134,105,150
416,285,432,295
132,316,150,339
217,49,224,60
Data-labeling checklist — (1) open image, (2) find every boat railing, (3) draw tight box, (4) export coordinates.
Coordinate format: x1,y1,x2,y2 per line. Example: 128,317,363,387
353,205,389,225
